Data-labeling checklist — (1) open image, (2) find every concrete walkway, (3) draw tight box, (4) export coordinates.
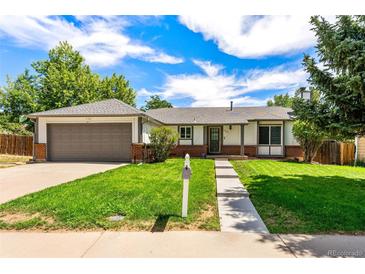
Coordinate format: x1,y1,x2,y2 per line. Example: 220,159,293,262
1,231,364,258
0,162,127,204
215,159,268,233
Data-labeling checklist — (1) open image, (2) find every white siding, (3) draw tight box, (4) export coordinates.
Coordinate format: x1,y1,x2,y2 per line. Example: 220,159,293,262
193,126,204,145
244,122,257,145
38,116,139,144
142,121,158,144
357,137,365,161
223,125,241,145
284,121,299,145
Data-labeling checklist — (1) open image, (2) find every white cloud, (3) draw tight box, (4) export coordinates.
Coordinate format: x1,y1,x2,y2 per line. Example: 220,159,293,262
179,15,316,58
192,59,223,77
142,52,184,64
137,88,154,97
146,59,307,107
0,15,183,67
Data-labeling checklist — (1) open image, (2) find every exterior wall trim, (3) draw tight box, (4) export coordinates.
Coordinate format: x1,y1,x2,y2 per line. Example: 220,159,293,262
240,124,244,155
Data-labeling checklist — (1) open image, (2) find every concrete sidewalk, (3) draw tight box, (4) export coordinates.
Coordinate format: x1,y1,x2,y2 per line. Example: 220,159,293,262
215,159,268,233
0,231,292,258
1,231,364,258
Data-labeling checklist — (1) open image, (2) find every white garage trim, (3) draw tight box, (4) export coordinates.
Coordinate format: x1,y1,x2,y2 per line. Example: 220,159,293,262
38,116,139,144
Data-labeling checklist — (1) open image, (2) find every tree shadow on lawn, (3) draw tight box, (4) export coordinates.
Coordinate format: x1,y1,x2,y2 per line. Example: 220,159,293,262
245,174,365,234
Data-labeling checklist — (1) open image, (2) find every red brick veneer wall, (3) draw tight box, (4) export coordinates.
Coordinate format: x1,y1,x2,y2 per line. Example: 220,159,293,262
170,145,208,157
221,145,241,155
34,143,46,161
244,145,257,157
131,143,144,163
285,146,304,158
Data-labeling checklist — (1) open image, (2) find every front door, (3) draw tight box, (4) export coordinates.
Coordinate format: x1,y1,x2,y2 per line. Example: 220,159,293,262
209,127,221,153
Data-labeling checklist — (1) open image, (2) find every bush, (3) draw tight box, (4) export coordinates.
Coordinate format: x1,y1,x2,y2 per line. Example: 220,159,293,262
149,127,178,162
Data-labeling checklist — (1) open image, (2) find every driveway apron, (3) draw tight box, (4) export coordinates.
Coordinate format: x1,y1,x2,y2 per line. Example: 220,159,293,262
0,162,126,204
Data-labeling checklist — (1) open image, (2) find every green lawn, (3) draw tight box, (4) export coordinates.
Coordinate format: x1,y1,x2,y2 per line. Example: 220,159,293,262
231,160,365,234
0,159,219,231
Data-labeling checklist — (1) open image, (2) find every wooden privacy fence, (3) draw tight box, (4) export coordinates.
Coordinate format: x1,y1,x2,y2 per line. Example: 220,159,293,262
314,140,355,165
0,134,33,156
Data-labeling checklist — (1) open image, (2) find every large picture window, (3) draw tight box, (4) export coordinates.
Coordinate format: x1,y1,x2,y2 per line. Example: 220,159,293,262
259,125,282,145
179,126,192,139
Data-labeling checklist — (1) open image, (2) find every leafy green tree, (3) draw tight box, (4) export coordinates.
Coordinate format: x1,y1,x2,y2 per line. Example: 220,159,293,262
32,41,101,110
0,41,137,134
292,120,326,163
267,93,293,107
292,88,328,162
149,127,178,162
302,16,365,137
141,95,172,111
99,73,136,107
0,70,39,122
0,114,32,135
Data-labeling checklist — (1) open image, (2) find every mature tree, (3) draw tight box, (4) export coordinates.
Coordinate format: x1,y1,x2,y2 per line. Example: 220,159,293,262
292,88,328,162
267,93,293,107
141,95,172,111
0,70,39,122
302,16,365,137
0,41,137,134
99,73,136,107
149,127,178,162
32,41,101,110
292,120,326,163
0,114,32,135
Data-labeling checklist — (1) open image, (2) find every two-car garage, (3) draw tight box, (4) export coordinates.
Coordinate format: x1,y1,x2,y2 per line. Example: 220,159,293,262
29,99,144,162
47,123,132,162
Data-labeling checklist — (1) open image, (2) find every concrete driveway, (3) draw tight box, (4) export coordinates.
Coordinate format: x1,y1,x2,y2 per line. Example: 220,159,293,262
0,162,127,204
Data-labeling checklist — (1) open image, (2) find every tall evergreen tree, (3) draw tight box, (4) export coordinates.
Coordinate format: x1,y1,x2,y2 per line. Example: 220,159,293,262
302,16,365,137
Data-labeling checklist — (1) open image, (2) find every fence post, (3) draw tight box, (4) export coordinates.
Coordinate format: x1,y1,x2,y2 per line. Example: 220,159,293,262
340,142,344,165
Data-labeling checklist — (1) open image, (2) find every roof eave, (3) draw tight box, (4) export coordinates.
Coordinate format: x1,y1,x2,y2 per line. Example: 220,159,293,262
27,113,144,119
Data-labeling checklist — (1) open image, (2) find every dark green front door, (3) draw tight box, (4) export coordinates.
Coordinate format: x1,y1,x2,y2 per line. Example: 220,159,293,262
209,127,220,153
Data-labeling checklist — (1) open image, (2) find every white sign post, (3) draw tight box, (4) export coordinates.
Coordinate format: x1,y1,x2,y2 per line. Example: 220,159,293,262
182,153,192,218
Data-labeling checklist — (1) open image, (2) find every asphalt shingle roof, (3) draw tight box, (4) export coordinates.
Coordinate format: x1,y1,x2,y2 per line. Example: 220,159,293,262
28,99,143,117
28,99,293,124
146,106,293,124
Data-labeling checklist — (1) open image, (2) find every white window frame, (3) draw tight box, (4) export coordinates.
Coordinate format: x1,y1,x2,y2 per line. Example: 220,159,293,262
258,125,282,146
179,126,192,140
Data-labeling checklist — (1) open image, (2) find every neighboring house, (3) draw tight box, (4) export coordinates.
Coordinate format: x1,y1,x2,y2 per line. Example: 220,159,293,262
355,136,365,162
28,99,303,162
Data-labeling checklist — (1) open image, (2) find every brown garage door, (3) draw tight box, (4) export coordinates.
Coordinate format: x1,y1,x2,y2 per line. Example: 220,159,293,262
47,123,132,162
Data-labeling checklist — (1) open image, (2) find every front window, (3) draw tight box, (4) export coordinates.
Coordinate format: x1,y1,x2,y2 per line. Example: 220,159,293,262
179,126,192,139
259,125,282,145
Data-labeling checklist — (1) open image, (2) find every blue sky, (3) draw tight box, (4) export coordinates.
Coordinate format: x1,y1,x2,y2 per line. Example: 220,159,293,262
0,15,317,108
